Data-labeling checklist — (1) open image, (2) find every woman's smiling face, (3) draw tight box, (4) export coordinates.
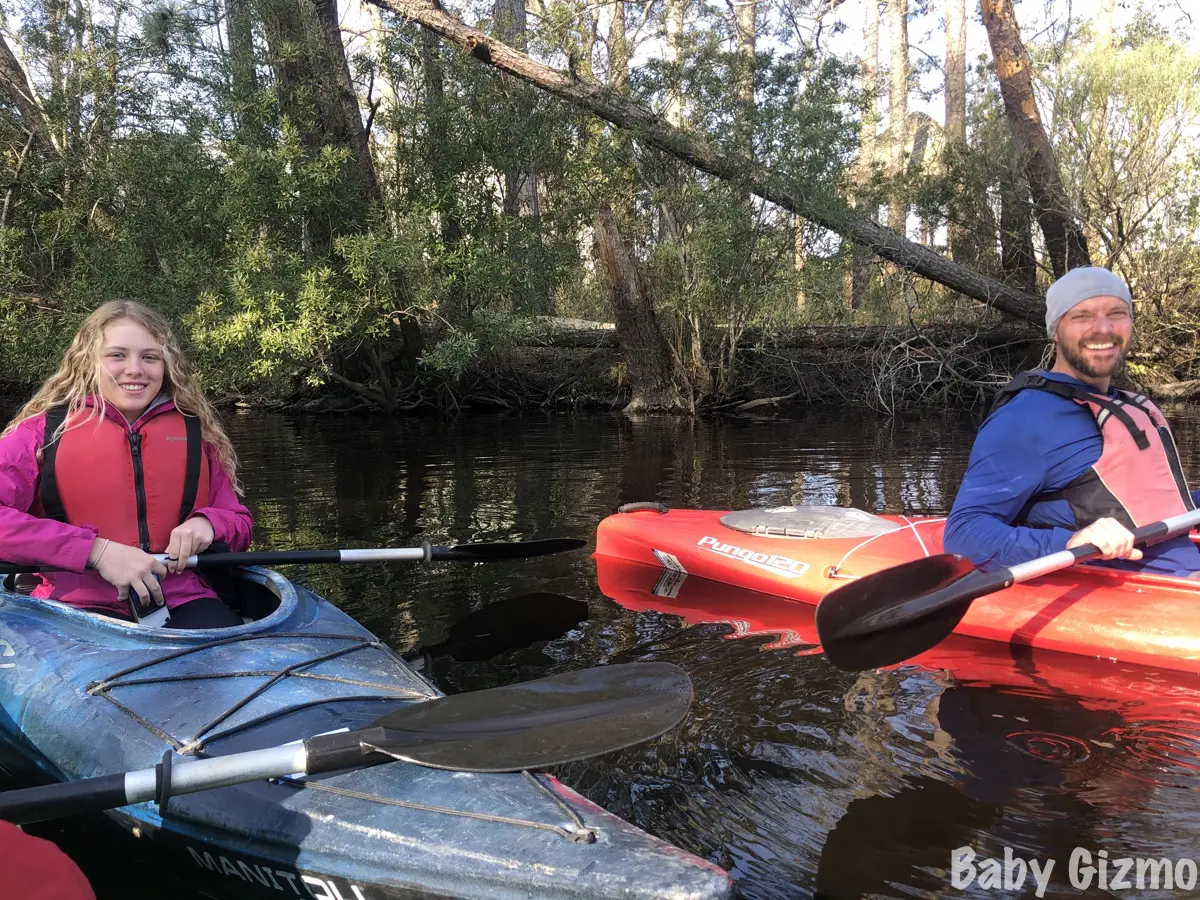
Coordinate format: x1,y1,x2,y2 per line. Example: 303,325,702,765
98,318,166,420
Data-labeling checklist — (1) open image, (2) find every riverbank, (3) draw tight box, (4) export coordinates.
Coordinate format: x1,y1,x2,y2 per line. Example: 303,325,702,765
226,322,1049,415
3,321,1194,417
222,321,1194,416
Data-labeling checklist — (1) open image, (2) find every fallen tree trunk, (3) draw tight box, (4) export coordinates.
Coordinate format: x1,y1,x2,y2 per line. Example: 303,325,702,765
368,0,1044,325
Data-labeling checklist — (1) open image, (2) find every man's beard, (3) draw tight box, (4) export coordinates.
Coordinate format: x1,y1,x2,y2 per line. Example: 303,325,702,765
1058,333,1130,380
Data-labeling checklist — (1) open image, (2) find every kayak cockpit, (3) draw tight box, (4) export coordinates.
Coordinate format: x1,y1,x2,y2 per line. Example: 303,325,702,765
0,567,297,641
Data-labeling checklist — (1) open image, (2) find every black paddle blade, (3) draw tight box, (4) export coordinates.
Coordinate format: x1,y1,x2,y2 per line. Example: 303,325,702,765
815,554,982,671
430,538,588,562
306,662,693,774
420,593,589,663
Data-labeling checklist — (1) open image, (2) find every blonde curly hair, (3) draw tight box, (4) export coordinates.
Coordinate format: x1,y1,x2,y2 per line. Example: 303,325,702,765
3,301,242,493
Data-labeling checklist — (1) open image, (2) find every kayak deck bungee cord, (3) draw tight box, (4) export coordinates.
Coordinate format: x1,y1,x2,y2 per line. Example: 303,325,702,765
0,566,733,899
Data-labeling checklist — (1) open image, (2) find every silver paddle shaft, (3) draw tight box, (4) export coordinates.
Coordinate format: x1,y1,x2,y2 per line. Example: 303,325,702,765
122,745,309,804
1007,507,1200,583
168,548,430,567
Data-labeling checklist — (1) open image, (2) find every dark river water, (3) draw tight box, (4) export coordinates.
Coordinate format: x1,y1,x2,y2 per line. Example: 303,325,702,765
21,406,1200,899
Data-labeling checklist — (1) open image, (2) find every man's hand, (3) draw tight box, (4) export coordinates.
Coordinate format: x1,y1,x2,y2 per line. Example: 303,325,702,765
1066,517,1142,561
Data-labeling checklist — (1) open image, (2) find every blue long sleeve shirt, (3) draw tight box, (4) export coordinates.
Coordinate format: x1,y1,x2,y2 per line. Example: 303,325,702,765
943,371,1200,577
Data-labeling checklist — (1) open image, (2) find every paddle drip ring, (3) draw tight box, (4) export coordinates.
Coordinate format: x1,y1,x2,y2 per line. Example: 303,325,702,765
155,748,175,813
1005,731,1091,763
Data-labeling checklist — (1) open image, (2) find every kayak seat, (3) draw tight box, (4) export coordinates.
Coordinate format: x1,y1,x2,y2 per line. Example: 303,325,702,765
216,572,281,623
719,506,903,540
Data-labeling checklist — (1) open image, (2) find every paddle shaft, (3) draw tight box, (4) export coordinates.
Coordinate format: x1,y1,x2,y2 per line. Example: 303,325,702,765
0,661,692,825
0,705,636,825
0,538,586,575
847,506,1200,637
0,745,308,825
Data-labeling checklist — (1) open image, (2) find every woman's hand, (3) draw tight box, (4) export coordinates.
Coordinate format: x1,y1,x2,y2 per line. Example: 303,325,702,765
87,538,168,607
164,516,215,573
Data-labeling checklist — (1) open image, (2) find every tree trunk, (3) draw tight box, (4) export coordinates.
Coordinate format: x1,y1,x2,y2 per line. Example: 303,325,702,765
943,0,965,146
45,0,70,149
663,0,688,127
999,173,1037,292
312,0,382,208
422,28,468,322
943,0,972,264
260,0,375,197
260,0,312,144
658,0,704,387
1083,0,1115,260
886,0,908,234
261,0,382,219
1094,0,1115,49
731,0,756,129
980,0,1089,278
375,0,1043,324
593,204,691,413
795,217,807,310
226,0,259,117
850,0,880,310
494,0,538,222
260,0,422,381
609,0,629,91
493,0,545,312
0,34,58,157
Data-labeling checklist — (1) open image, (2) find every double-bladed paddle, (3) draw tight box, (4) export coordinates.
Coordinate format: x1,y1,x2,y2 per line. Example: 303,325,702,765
0,661,691,826
815,507,1200,672
0,538,588,576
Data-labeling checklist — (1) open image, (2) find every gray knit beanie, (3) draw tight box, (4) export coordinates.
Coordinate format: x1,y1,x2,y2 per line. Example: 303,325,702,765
1045,267,1132,338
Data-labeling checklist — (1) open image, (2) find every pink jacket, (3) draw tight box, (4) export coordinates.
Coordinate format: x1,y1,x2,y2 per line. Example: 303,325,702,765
0,400,253,615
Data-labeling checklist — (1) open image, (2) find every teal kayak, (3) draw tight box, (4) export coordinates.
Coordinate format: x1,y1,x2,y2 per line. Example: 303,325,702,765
0,567,733,899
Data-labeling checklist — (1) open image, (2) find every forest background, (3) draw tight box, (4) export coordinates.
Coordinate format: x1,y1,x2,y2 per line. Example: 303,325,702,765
2,0,1198,414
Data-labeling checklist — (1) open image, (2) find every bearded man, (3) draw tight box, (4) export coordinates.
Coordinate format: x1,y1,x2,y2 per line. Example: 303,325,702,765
943,266,1200,576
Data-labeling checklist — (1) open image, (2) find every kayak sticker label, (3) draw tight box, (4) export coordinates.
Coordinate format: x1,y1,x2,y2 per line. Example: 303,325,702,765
187,846,370,898
653,549,687,573
652,566,687,599
0,639,13,669
696,536,810,578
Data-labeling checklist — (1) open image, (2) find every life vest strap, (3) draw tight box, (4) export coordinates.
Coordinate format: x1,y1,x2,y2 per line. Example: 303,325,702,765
180,414,202,523
991,372,1150,449
40,406,69,523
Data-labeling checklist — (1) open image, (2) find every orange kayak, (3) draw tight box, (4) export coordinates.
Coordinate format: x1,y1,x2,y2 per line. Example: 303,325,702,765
594,554,1200,783
594,505,1200,674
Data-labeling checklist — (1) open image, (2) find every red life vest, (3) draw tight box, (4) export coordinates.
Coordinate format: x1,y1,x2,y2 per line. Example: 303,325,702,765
35,402,209,552
991,371,1194,530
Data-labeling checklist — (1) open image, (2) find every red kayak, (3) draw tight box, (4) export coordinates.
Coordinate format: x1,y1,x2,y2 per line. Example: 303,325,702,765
594,504,1200,674
594,554,1200,784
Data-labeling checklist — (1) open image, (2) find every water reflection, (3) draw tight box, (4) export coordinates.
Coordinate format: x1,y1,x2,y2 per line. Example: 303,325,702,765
17,404,1200,899
589,555,1200,899
233,407,1200,900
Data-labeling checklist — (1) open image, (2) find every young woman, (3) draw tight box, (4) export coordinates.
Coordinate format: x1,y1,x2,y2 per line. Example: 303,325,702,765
0,301,253,628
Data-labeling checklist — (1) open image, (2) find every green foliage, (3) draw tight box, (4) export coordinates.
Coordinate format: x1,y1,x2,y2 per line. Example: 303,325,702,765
4,0,1200,407
1052,37,1200,305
